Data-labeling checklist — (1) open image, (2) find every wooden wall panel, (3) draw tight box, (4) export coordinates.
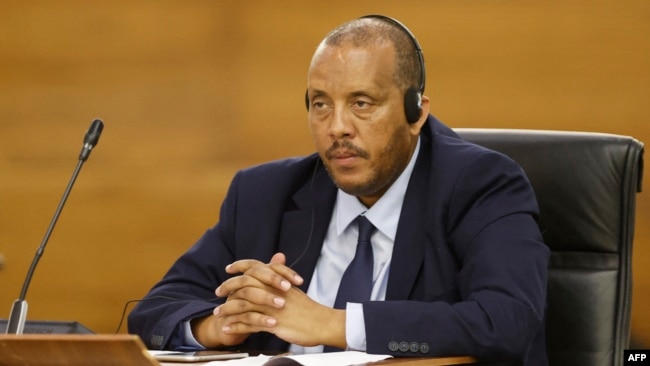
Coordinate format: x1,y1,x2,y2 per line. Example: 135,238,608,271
1,0,648,346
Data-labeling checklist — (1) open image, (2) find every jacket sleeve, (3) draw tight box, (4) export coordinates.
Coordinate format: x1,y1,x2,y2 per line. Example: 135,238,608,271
127,172,243,349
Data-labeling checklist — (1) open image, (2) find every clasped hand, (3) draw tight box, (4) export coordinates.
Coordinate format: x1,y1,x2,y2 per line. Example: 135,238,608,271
193,253,346,349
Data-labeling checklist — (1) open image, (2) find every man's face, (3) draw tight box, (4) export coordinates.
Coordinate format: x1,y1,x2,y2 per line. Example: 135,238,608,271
307,40,426,207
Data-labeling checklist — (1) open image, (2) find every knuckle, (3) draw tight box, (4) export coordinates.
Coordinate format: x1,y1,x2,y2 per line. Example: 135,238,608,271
243,312,257,323
237,287,249,298
235,299,249,311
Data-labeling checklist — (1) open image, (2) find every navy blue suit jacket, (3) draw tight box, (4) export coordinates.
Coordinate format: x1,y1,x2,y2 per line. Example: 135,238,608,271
128,115,549,365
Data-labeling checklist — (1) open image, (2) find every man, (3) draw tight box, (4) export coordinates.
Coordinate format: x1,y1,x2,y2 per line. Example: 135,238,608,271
128,15,549,365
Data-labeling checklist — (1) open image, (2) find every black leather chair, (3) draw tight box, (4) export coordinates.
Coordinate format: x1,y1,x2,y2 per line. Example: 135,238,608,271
455,128,644,366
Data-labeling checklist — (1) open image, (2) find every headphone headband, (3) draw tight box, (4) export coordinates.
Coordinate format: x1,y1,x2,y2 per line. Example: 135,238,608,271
359,14,426,94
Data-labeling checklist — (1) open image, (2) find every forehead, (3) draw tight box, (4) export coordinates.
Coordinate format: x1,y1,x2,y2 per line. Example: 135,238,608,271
307,41,398,93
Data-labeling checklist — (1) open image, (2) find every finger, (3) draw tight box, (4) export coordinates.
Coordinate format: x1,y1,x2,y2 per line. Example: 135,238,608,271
215,310,278,333
269,252,304,286
216,273,267,297
226,263,294,293
220,287,286,309
221,316,277,335
268,262,304,286
225,259,265,274
226,255,304,287
191,314,250,348
269,252,286,265
215,296,281,319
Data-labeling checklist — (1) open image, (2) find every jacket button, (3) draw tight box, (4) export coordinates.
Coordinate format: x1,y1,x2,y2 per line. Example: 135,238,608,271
150,334,164,348
388,341,399,352
409,342,420,353
399,341,410,352
420,342,430,354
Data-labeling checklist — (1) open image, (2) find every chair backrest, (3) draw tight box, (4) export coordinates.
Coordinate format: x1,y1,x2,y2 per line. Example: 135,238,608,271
455,128,644,366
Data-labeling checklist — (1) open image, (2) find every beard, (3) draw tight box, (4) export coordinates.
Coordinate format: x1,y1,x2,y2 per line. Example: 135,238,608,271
326,164,402,199
322,138,410,201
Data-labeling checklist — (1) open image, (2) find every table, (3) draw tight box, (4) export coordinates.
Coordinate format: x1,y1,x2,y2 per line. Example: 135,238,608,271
368,356,476,365
0,334,477,366
157,354,477,366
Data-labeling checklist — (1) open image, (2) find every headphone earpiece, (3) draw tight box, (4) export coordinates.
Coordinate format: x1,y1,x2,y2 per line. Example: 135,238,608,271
404,87,422,124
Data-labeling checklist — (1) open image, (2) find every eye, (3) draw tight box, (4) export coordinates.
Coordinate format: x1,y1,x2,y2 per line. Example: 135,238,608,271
351,97,375,111
313,101,326,109
310,98,332,116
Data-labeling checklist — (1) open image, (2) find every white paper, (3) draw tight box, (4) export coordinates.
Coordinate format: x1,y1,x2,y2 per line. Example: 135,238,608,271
206,351,392,366
212,354,274,365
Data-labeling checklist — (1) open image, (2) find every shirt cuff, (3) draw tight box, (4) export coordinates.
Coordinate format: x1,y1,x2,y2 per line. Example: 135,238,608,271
182,320,207,349
345,303,367,351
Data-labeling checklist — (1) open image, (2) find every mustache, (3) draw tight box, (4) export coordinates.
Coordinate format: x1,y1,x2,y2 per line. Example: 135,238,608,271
325,140,370,160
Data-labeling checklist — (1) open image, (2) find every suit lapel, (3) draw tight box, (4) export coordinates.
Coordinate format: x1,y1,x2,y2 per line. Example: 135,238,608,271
277,161,336,291
386,126,434,300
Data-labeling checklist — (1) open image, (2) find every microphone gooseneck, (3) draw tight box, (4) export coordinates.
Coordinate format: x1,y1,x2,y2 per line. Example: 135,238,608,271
5,118,104,334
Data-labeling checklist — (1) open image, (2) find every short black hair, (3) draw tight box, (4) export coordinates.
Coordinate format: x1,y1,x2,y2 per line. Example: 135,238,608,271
323,17,423,94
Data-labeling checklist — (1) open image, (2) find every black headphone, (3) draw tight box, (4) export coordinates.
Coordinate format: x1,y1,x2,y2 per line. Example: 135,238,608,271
305,15,426,124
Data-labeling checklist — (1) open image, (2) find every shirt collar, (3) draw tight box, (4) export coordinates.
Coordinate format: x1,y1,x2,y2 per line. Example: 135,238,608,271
336,137,421,240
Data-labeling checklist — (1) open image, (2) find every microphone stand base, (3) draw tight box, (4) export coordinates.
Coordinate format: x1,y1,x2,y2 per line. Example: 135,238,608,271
5,299,27,334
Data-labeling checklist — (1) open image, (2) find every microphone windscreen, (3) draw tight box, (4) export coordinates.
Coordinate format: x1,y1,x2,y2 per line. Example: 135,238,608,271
84,119,104,147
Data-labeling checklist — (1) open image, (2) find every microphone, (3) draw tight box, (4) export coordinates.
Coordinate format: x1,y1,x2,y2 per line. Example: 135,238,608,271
5,118,105,334
79,119,104,162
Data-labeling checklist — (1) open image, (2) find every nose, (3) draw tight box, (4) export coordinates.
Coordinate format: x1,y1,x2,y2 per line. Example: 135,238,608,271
328,106,354,139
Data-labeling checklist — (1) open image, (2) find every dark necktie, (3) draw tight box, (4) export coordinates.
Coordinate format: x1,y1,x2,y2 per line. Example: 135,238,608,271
333,215,376,309
324,216,376,352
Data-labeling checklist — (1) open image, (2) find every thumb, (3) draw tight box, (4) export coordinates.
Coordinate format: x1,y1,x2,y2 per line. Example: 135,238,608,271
270,252,287,265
